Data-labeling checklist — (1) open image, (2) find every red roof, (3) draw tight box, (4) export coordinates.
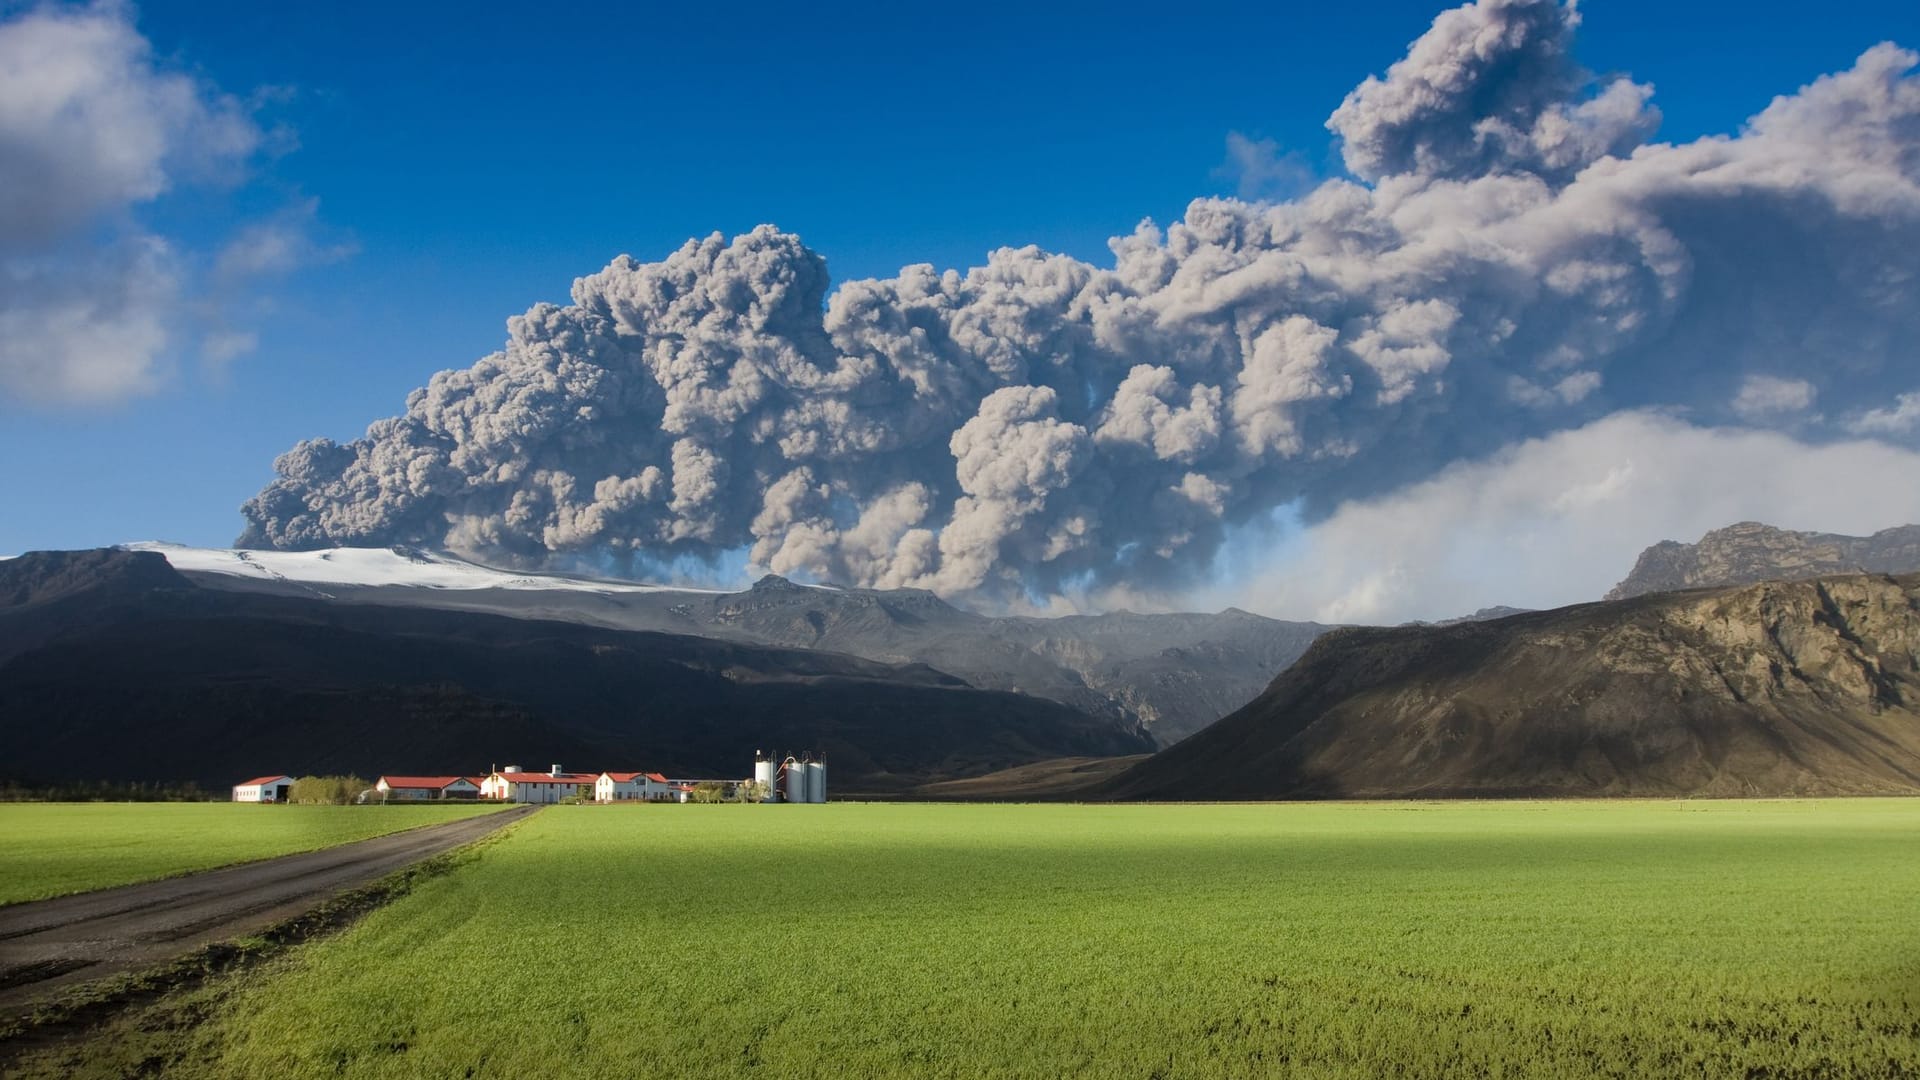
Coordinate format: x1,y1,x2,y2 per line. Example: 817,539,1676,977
645,772,669,783
378,776,477,790
494,771,597,784
236,775,291,787
601,772,644,782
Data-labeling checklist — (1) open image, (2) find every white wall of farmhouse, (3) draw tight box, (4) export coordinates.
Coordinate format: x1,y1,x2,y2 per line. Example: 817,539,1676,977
482,770,593,803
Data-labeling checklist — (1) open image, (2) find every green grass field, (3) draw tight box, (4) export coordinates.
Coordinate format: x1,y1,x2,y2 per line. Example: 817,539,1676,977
30,800,1920,1077
0,802,506,905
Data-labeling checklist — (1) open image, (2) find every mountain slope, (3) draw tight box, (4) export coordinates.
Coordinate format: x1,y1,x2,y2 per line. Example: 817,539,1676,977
1607,522,1920,600
0,550,1152,790
1,547,190,609
1101,574,1920,800
133,543,1327,744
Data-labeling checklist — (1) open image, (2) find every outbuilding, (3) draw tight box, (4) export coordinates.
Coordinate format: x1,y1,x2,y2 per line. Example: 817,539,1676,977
375,775,482,801
232,775,293,803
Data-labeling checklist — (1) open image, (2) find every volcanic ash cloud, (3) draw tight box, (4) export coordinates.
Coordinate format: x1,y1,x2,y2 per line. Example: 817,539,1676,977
240,0,1920,605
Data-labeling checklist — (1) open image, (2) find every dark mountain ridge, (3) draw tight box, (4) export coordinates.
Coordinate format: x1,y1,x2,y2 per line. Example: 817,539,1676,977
1101,573,1920,800
172,551,1329,744
0,550,1151,790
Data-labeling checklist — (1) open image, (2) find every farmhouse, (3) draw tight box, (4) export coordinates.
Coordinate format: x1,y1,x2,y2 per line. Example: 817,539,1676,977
596,771,661,802
480,765,599,804
376,775,482,801
594,771,696,803
231,775,292,802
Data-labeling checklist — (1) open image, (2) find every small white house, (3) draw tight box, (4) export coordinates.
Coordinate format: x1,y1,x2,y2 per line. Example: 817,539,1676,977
595,771,682,803
375,775,482,801
480,765,598,804
232,775,293,803
595,771,644,802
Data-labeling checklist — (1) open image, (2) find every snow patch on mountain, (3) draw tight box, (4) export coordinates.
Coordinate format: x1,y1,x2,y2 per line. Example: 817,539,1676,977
121,542,725,594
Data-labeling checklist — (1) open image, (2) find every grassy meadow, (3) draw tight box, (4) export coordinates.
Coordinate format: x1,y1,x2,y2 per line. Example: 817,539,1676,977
0,802,506,905
24,799,1920,1078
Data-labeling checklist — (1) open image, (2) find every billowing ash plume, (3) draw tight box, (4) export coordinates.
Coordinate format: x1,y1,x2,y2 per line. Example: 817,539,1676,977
241,0,1920,604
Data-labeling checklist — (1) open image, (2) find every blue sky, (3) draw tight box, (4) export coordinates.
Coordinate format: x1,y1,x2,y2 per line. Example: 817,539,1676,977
4,0,1920,618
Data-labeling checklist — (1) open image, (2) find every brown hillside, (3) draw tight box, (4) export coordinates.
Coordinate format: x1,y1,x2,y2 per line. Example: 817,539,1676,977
1101,574,1920,800
1607,521,1920,600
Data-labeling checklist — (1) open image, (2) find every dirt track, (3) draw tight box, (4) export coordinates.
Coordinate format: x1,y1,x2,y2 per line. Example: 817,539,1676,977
0,805,533,1013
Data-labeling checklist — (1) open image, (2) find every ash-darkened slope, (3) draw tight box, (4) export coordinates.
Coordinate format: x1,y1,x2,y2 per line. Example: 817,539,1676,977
1607,522,1920,600
0,547,189,609
1100,575,1920,800
0,550,1151,790
179,562,1327,745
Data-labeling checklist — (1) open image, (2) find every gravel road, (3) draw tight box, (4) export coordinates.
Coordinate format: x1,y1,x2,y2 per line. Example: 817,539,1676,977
0,805,533,1014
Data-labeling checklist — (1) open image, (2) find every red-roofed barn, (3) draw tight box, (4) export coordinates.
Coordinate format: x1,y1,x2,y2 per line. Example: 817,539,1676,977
232,775,292,803
375,775,481,801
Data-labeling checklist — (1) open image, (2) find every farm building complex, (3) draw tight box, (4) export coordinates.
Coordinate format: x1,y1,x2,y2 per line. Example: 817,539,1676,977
231,755,828,804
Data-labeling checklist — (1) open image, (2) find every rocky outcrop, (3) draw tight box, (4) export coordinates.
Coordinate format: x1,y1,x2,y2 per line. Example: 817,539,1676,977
0,548,189,609
1101,574,1920,799
1607,522,1920,600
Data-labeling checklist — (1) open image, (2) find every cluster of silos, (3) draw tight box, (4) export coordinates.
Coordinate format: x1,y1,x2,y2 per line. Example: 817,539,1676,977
754,750,826,803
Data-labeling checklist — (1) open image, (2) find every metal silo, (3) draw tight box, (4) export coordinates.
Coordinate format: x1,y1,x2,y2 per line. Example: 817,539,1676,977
806,760,826,803
753,752,775,799
782,756,807,803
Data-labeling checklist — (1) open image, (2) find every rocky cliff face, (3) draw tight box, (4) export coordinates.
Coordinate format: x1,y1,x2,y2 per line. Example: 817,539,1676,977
1101,573,1920,799
1607,522,1920,600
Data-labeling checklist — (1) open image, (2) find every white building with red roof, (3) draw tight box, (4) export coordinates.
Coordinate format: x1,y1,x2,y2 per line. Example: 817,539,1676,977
375,775,482,801
594,771,686,803
231,775,292,802
480,765,599,804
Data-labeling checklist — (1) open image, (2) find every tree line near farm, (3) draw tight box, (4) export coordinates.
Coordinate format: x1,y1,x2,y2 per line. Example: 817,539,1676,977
0,779,215,802
0,776,376,803
290,776,373,804
689,780,769,803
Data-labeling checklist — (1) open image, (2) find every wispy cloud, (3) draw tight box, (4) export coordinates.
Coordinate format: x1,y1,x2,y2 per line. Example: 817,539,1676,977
1213,132,1316,200
1845,391,1920,435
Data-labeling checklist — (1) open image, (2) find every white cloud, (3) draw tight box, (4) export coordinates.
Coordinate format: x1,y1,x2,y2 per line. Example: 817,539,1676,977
0,235,175,402
200,329,259,365
1732,375,1817,420
212,198,352,281
1846,391,1920,435
0,2,328,406
1509,369,1602,407
1200,411,1920,624
0,3,254,406
0,2,256,245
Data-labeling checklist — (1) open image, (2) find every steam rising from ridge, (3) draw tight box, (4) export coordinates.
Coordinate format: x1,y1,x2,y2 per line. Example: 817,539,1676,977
241,0,1920,605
